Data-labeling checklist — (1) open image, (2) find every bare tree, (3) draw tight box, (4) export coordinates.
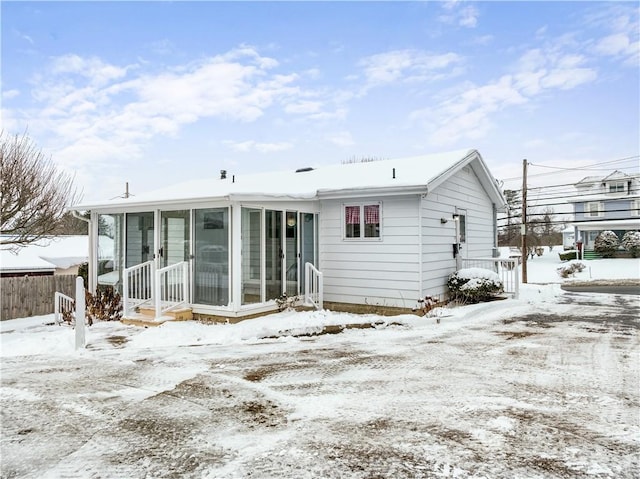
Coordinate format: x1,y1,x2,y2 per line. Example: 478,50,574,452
1,131,82,252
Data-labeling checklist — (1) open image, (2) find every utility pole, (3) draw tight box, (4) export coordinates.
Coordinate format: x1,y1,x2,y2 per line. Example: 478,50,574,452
521,159,528,284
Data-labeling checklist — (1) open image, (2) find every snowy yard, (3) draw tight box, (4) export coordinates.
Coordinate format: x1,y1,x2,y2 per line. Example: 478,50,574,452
1,251,639,478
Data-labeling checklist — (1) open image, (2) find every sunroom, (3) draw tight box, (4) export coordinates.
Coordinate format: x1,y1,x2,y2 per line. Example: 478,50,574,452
88,198,320,322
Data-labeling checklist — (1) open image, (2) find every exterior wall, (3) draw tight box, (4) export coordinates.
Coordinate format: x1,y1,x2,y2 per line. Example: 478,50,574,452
319,195,421,309
574,198,637,221
421,166,496,298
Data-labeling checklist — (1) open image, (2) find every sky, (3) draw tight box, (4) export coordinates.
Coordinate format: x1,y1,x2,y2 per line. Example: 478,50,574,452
2,1,639,204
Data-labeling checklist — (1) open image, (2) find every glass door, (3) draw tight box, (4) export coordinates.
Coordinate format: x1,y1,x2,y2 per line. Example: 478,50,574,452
265,210,283,300
285,211,298,296
300,213,316,293
160,210,190,267
125,212,154,268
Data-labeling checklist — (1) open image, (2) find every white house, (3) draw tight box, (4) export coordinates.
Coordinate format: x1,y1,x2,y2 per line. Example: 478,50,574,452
0,236,89,277
71,148,507,321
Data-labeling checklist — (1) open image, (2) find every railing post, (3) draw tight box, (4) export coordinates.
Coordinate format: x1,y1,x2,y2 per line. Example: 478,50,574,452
123,267,130,317
318,270,323,310
155,263,162,320
182,261,189,307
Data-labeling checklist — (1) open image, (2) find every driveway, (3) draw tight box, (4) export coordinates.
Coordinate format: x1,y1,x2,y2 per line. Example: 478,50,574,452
1,292,638,478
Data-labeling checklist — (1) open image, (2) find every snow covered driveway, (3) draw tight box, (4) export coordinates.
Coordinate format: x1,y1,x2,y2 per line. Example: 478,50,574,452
2,288,639,478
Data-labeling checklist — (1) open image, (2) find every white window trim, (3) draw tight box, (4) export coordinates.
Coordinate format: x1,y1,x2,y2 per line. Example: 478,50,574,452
342,202,383,241
585,201,604,218
632,199,640,217
608,182,625,194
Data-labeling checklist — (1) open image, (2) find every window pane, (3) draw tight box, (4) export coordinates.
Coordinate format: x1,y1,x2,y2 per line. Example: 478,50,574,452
459,214,466,243
345,206,360,238
242,208,262,305
364,204,380,238
98,213,124,293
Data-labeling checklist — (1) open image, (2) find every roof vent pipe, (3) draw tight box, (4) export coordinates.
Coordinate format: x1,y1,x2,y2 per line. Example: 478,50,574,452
392,168,396,179
220,170,227,180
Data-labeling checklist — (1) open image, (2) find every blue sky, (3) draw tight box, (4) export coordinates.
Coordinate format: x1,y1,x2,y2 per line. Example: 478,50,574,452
2,1,639,203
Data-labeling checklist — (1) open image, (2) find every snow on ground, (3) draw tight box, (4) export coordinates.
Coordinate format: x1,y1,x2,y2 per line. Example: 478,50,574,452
1,251,639,478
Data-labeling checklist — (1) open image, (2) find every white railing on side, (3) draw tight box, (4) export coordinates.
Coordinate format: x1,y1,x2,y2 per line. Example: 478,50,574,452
123,260,155,317
155,261,189,319
460,257,520,299
304,262,323,310
54,292,75,325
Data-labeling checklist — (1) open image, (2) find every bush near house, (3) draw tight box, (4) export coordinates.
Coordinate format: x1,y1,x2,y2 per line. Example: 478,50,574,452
558,250,578,261
622,231,640,258
594,230,620,258
557,261,586,278
447,268,504,303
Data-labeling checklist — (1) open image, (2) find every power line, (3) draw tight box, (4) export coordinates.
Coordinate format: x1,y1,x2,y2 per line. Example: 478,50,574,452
499,155,639,182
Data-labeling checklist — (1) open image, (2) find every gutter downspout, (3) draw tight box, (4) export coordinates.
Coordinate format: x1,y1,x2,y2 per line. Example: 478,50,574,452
71,210,94,293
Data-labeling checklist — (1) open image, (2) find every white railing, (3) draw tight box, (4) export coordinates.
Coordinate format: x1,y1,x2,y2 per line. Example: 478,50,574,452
123,260,155,317
304,262,323,310
155,261,189,319
54,292,75,325
460,257,519,299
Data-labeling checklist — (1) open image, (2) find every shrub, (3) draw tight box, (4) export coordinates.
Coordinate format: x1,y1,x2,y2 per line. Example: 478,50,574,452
85,287,122,325
557,261,586,278
622,231,640,258
447,268,504,303
594,230,619,258
558,251,577,261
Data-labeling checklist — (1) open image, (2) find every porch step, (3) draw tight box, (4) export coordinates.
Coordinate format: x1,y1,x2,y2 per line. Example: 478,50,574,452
583,250,601,260
122,307,193,327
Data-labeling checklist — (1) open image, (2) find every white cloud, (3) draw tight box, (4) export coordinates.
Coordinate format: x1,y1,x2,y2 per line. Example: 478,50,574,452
358,50,462,89
223,140,293,153
2,89,20,100
285,100,323,114
438,2,479,28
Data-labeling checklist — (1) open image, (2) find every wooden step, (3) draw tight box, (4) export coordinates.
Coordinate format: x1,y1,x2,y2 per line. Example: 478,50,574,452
122,307,193,327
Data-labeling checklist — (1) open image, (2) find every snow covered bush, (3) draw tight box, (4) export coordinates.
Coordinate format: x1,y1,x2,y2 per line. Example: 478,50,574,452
447,268,504,303
557,261,586,278
621,231,640,258
594,230,619,258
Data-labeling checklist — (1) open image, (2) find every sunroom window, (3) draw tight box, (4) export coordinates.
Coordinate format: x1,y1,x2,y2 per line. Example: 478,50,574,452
344,203,381,239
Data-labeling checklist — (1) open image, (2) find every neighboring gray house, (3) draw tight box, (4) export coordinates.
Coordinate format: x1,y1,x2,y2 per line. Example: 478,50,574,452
568,170,640,251
71,149,507,321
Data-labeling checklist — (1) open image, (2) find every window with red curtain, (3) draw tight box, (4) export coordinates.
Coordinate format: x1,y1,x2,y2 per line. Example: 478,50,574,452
344,204,381,239
345,205,360,238
364,204,380,238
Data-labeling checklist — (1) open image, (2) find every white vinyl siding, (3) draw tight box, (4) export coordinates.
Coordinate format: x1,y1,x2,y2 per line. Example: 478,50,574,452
421,166,495,298
320,196,420,308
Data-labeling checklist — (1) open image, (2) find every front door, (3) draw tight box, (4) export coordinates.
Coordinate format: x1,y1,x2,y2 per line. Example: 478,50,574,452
265,210,283,300
159,210,190,267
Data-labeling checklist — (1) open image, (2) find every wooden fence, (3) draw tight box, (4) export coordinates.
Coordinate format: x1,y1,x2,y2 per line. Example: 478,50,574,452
1,274,77,321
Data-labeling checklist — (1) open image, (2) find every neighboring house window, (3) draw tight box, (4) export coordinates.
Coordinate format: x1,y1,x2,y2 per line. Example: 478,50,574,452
344,203,381,239
609,182,625,193
585,201,603,218
632,199,640,216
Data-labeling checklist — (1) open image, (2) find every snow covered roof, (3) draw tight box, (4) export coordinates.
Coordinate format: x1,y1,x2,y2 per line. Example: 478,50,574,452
73,148,506,211
0,236,89,274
